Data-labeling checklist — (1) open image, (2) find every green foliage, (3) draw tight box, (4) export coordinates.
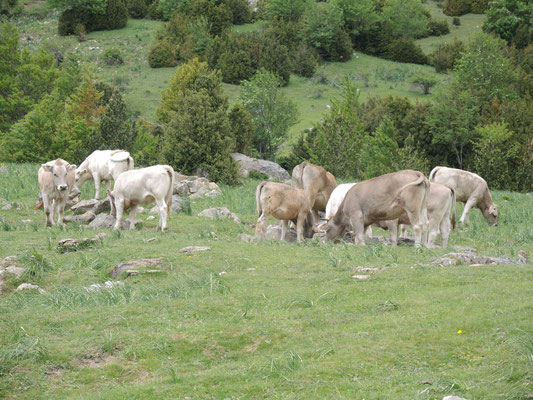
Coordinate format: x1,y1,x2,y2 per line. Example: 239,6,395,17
131,120,161,166
300,2,352,62
443,0,471,16
453,17,461,26
224,0,251,25
228,103,254,155
57,0,128,36
48,0,107,14
212,33,262,84
126,0,148,18
158,58,238,184
470,0,490,13
1,0,19,16
410,73,438,95
156,0,192,20
205,2,232,36
383,37,428,65
148,37,179,67
102,48,124,65
429,39,466,73
382,0,429,39
331,0,381,41
484,0,533,48
264,0,312,22
146,0,165,20
428,18,450,36
262,18,300,52
259,40,291,86
238,69,298,159
291,42,320,78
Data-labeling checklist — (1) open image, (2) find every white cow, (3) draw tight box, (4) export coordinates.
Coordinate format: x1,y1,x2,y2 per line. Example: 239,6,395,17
429,166,498,226
38,159,76,226
108,165,174,231
325,183,357,220
75,150,134,200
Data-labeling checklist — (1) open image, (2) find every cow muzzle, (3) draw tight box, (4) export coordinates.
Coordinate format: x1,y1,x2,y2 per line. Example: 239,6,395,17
58,185,68,191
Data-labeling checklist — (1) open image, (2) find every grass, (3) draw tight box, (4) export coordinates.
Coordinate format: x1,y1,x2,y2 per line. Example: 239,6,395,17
0,163,532,399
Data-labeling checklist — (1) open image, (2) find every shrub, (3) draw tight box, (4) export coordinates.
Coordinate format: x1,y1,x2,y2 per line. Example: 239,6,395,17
452,17,460,26
262,18,301,52
206,3,232,36
443,0,470,16
58,8,86,36
146,1,164,19
264,0,312,22
470,0,489,14
126,0,148,18
102,48,124,65
428,18,450,36
148,38,179,67
224,0,251,24
429,39,465,73
410,73,438,95
1,0,19,15
214,33,263,84
383,37,428,65
228,103,254,154
484,0,533,47
259,40,291,86
58,0,128,35
382,0,429,39
291,42,320,78
131,120,160,167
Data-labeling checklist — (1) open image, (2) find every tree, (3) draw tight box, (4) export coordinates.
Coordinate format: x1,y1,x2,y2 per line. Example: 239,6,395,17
382,0,428,39
331,0,380,41
429,39,466,73
264,0,312,22
238,69,298,159
158,58,238,183
484,0,533,47
97,86,136,151
259,40,291,86
410,73,437,95
228,103,254,155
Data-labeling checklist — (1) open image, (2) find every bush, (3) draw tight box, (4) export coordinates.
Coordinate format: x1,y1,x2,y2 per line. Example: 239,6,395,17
291,42,320,78
383,37,428,65
429,39,465,73
224,0,251,24
126,0,148,18
1,0,19,15
443,0,470,16
264,0,312,22
470,0,489,14
452,17,460,26
428,18,450,36
148,38,179,67
58,8,86,36
214,33,263,84
102,49,124,65
410,73,438,95
259,40,291,86
131,120,160,166
228,103,254,154
146,1,164,19
58,0,128,35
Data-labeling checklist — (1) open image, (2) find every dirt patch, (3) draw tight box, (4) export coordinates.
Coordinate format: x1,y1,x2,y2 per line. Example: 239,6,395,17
243,338,262,353
44,367,63,377
71,351,117,368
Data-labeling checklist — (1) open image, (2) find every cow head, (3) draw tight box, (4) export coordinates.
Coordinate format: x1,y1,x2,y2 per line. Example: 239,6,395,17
74,168,91,191
42,162,76,192
483,204,499,226
325,218,346,241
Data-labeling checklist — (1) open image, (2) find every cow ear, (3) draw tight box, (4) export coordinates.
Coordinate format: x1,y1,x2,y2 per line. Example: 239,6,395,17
68,164,77,171
41,164,52,172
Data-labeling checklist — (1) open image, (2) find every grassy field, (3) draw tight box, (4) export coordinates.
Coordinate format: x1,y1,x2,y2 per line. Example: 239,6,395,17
0,163,532,399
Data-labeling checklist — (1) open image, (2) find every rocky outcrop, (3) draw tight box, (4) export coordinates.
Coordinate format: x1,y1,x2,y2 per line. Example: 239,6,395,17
434,250,529,266
57,234,106,253
173,173,222,199
231,153,290,182
180,246,211,253
198,207,241,224
64,211,96,224
109,258,165,278
70,198,110,215
88,213,141,230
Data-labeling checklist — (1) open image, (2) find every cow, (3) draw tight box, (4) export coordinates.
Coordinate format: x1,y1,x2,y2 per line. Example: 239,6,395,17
75,150,134,200
374,182,456,248
429,166,498,226
37,159,76,226
291,162,337,223
108,165,174,231
255,181,314,242
325,170,430,247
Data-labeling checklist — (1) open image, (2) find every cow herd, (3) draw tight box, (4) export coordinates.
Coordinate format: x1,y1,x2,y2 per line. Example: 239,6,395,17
35,152,499,248
255,162,499,248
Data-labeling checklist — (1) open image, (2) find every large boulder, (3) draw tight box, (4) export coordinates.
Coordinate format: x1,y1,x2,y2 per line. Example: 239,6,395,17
198,207,241,224
88,213,141,230
231,153,290,182
70,198,110,215
64,211,96,223
264,223,297,242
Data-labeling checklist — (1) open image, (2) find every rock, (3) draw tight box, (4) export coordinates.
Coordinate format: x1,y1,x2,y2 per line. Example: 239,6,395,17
354,267,381,273
187,177,210,194
264,224,297,242
57,234,104,252
137,206,145,213
88,213,137,230
145,237,157,243
1,256,18,268
198,207,241,224
173,181,190,196
147,215,155,221
312,231,327,243
150,206,159,214
70,198,110,215
64,210,96,223
16,283,46,294
125,269,162,276
171,196,190,213
231,153,290,182
109,258,165,278
0,165,6,174
65,195,80,210
453,245,476,252
352,274,371,280
443,397,468,400
237,233,257,243
1,199,12,210
434,250,528,266
84,281,125,292
180,246,211,253
21,219,33,223
5,266,25,278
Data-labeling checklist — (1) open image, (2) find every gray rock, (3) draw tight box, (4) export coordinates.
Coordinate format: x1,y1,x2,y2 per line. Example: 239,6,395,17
146,216,155,221
453,245,476,252
1,256,18,268
171,195,189,213
188,177,210,194
237,233,257,243
264,224,297,242
57,235,103,252
198,207,241,224
434,251,528,266
109,257,165,278
71,198,110,215
64,211,96,224
1,199,12,210
443,397,468,400
16,283,46,294
180,246,211,253
173,181,190,196
351,274,371,280
231,153,290,182
0,165,6,174
84,280,125,292
5,266,25,278
88,213,138,230
354,267,381,273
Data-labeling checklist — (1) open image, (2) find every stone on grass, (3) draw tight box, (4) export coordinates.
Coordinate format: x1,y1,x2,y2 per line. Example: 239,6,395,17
147,216,155,221
88,213,140,230
70,198,110,215
354,267,381,273
263,224,297,242
231,153,290,182
84,281,125,292
16,283,46,294
1,256,19,268
237,233,257,243
434,250,528,266
198,207,240,224
64,211,96,223
352,274,371,280
171,195,190,213
5,266,25,278
57,235,104,253
109,258,165,278
173,181,190,196
180,246,211,254
443,396,468,400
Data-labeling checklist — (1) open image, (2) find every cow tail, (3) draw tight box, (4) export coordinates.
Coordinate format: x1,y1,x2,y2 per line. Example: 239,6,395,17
164,166,174,215
450,186,456,230
428,166,441,182
256,181,267,217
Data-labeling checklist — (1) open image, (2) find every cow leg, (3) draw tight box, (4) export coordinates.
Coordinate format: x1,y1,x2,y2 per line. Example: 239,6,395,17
51,199,58,226
459,198,476,225
129,205,138,230
57,198,68,225
104,180,111,198
440,216,451,248
93,175,101,200
350,214,365,245
114,199,124,230
364,225,373,239
255,213,267,240
399,224,409,238
281,220,289,241
156,199,168,231
427,218,440,248
388,220,399,246
43,196,53,226
296,213,306,243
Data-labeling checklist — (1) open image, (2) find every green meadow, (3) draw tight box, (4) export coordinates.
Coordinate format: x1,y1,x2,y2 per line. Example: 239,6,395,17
0,163,532,399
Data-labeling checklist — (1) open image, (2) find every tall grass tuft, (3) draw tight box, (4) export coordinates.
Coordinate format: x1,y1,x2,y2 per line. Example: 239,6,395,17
22,250,53,281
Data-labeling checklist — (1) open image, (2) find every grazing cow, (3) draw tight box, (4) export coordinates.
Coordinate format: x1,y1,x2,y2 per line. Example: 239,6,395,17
429,166,498,226
374,182,456,248
291,162,337,222
75,150,134,200
325,170,429,247
255,182,314,242
38,159,76,226
108,165,174,231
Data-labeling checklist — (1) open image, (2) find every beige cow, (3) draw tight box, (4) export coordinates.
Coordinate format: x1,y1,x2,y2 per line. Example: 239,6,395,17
291,162,337,222
255,181,314,242
38,159,76,226
374,182,456,248
325,170,430,247
429,166,498,226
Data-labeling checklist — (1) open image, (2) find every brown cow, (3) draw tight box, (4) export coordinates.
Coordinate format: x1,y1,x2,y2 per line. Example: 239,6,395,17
325,170,429,247
291,162,337,222
255,182,314,242
37,159,76,226
374,182,456,248
429,166,498,226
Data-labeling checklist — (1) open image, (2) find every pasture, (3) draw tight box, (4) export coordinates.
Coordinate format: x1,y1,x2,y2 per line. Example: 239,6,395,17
0,163,532,399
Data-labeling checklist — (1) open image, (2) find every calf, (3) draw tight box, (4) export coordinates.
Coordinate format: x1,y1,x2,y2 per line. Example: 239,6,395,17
326,170,429,247
292,162,337,222
255,182,314,242
429,166,498,226
75,150,134,200
108,165,174,231
38,159,76,226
